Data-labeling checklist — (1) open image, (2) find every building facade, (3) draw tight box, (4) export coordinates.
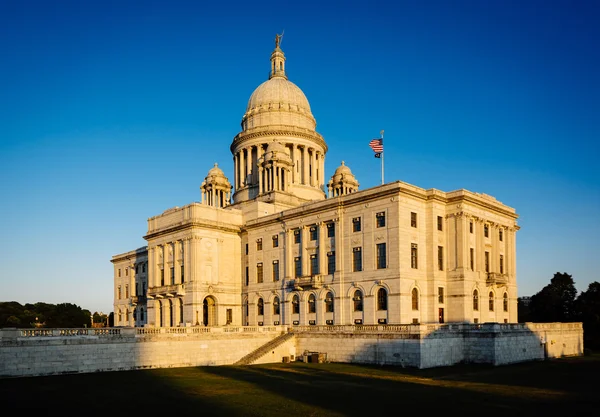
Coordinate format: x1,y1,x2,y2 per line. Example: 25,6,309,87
111,38,519,328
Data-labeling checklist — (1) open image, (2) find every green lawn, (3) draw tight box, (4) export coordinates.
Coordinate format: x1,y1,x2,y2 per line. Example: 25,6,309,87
2,355,598,416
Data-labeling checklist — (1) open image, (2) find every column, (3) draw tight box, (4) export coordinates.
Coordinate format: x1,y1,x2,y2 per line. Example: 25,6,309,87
291,144,297,184
233,154,238,190
190,237,199,282
245,147,251,186
301,226,309,276
303,146,309,185
285,229,293,279
310,149,316,186
239,149,245,187
258,166,263,194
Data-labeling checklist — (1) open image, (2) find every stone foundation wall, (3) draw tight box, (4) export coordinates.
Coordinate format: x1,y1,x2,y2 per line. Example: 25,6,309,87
0,323,583,378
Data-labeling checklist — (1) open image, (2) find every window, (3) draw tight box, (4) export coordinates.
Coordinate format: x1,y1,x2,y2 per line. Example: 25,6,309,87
244,300,248,319
256,263,263,283
437,246,444,271
484,224,489,238
412,288,419,310
376,212,385,228
273,297,280,315
437,216,443,231
377,288,387,310
473,290,479,311
272,235,279,247
294,257,302,278
499,254,504,274
181,265,184,283
245,266,249,286
325,291,334,313
256,238,262,251
272,260,279,281
411,243,418,269
118,286,122,299
257,298,264,316
143,282,146,296
226,309,232,324
292,294,300,314
489,291,494,311
310,226,318,241
245,243,248,255
140,308,145,321
376,243,386,269
503,293,508,312
327,251,335,275
327,222,335,237
469,221,473,233
353,290,363,312
142,263,146,273
294,229,301,244
160,269,165,286
438,287,444,304
308,293,316,313
125,267,128,276
470,248,474,271
485,251,490,273
118,268,121,277
353,247,362,272
310,254,319,275
411,212,417,228
170,267,175,285
352,217,361,232
125,285,129,298
499,229,503,242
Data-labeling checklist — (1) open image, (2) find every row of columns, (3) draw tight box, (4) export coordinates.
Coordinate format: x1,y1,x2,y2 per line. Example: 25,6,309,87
233,143,325,192
201,185,231,208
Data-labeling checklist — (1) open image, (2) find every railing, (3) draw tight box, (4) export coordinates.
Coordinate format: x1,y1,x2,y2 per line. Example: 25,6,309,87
147,283,185,298
290,275,323,290
487,272,508,286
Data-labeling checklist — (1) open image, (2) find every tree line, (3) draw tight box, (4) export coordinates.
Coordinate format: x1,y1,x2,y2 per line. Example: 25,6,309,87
0,302,111,329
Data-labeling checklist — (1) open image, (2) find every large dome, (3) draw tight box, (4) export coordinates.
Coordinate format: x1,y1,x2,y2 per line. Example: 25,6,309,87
246,77,312,115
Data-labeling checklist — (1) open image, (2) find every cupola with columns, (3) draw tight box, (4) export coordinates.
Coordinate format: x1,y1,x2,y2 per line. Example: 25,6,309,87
200,163,232,208
327,161,359,197
230,34,328,207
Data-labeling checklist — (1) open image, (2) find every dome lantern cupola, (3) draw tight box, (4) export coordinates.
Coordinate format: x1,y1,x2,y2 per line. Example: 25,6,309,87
201,163,232,208
327,161,359,197
270,33,287,80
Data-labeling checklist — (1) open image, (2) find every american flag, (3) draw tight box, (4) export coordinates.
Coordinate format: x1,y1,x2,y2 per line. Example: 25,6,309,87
369,138,383,154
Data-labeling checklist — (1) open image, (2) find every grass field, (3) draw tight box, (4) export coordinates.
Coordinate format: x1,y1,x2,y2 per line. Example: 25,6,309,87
1,354,598,416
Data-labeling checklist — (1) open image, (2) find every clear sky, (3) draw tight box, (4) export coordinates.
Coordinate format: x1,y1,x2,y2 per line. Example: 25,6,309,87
0,0,598,314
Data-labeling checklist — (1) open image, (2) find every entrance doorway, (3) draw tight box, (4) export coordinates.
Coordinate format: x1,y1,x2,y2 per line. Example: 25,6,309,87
203,296,217,326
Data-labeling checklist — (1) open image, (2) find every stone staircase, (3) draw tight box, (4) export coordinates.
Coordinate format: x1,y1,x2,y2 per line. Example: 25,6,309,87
234,332,295,365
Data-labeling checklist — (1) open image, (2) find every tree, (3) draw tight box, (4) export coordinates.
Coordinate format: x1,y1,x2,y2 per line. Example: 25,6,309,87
528,272,578,323
575,281,600,349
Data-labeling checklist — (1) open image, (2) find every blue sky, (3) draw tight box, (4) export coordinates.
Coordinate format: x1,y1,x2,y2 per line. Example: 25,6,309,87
0,0,598,314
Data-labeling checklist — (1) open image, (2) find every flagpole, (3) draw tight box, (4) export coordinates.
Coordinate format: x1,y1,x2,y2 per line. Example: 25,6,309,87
380,130,384,185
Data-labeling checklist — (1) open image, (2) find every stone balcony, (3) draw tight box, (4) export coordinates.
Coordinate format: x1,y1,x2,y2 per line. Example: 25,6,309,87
147,284,186,299
130,295,147,305
290,275,323,290
487,272,508,287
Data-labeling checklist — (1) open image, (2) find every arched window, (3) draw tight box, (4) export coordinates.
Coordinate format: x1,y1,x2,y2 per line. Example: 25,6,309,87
325,291,334,313
489,291,494,311
503,293,508,312
292,294,300,314
308,293,316,313
257,298,264,316
244,300,249,318
273,296,280,315
473,290,479,311
411,288,419,311
353,290,363,312
377,288,388,311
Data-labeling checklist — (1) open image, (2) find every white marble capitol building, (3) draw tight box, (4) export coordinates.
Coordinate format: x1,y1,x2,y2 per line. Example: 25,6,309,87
111,36,520,329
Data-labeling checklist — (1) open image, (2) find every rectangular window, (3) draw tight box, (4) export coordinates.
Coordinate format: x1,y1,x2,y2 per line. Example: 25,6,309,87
499,254,504,274
484,224,489,237
438,287,444,304
294,257,302,278
118,286,122,299
352,217,361,232
376,211,385,228
411,212,417,228
310,254,319,275
256,238,262,251
245,266,249,286
256,263,263,283
272,260,279,281
143,282,146,296
180,265,184,283
170,267,175,285
245,243,248,255
327,222,335,237
125,285,129,298
272,235,279,247
160,269,165,286
499,229,503,242
309,226,318,241
125,267,128,276
485,251,490,273
118,268,121,277
470,221,473,233
437,246,444,271
142,263,146,273
226,309,232,325
294,229,301,244
437,216,443,231
376,243,386,269
470,248,474,271
353,247,362,272
411,243,418,269
327,251,335,275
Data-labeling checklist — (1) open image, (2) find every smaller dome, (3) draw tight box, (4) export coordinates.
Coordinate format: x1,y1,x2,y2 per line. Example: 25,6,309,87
207,163,226,178
333,161,352,177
